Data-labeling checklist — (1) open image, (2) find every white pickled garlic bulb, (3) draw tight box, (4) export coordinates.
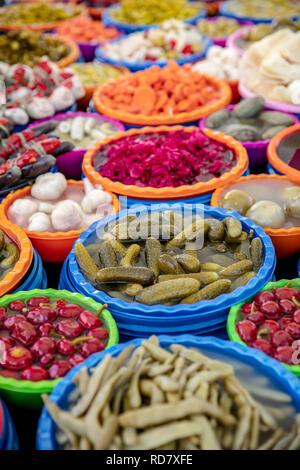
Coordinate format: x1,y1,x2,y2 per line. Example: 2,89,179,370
246,200,285,229
31,173,67,201
49,86,74,112
51,200,83,231
8,198,38,227
81,189,112,213
27,212,52,232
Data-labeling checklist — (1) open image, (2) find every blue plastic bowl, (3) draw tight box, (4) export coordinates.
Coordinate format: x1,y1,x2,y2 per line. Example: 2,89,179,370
102,3,206,33
1,401,19,450
36,333,300,450
267,162,282,175
14,248,46,293
67,203,276,337
95,34,212,72
220,1,300,24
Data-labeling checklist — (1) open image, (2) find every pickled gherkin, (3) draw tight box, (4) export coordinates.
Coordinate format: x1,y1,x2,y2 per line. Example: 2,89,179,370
74,210,264,306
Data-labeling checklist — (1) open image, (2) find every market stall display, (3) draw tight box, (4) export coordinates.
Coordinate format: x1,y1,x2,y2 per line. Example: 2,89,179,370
96,20,211,71
227,279,300,373
211,174,300,258
0,289,118,407
0,174,120,262
0,59,84,127
102,0,206,33
37,335,300,450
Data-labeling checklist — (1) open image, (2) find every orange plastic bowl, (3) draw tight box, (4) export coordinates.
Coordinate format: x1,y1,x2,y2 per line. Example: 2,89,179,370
83,125,249,200
0,4,85,31
0,181,120,263
211,173,300,259
267,124,300,183
45,34,79,68
0,221,33,297
93,73,232,126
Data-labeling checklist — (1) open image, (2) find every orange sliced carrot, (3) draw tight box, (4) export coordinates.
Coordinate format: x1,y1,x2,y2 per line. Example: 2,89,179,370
132,85,156,113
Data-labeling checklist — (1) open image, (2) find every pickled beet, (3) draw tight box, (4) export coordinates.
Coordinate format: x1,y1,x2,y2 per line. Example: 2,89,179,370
260,301,281,320
39,353,55,367
80,338,105,357
57,339,76,356
271,330,293,348
27,296,50,307
69,354,85,367
87,327,109,340
293,309,300,324
12,320,37,346
279,299,296,315
236,320,257,343
59,303,83,319
38,323,53,337
274,288,300,301
3,346,34,370
284,323,300,339
56,320,83,338
48,360,71,379
254,291,275,305
3,315,25,331
9,301,25,312
31,337,56,357
21,365,48,381
26,306,57,325
246,311,265,325
78,311,102,330
251,338,274,356
273,346,295,364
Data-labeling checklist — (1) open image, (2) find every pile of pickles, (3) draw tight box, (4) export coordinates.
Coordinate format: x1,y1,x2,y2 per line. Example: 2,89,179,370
0,2,82,26
223,0,300,20
69,63,126,86
110,0,200,25
0,229,19,282
197,17,241,38
0,32,70,67
75,210,264,306
236,19,300,52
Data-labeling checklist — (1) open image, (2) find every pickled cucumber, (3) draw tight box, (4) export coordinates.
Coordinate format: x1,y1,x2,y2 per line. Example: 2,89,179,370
96,267,155,285
158,272,218,285
121,244,141,267
99,240,118,268
219,260,253,278
223,217,242,239
158,254,184,274
75,242,99,284
174,254,200,273
180,279,231,304
136,278,200,305
249,237,264,270
145,238,162,277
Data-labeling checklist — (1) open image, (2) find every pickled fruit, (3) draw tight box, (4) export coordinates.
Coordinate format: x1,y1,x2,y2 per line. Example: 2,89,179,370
0,294,110,381
75,210,263,306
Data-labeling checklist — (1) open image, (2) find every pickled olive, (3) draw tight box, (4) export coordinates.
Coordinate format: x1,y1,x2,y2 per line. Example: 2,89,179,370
180,279,231,304
206,219,225,242
158,272,218,286
200,263,223,272
0,243,19,269
121,244,141,267
221,190,255,216
158,254,184,275
145,238,162,277
135,278,200,306
219,260,253,278
74,242,99,284
174,254,200,273
249,237,264,270
167,220,209,248
96,267,155,286
98,240,118,268
110,239,127,257
0,230,5,252
230,271,256,290
223,217,242,239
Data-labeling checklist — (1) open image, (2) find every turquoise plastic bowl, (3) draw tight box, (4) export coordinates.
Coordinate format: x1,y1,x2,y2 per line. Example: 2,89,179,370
14,248,47,293
36,334,300,450
67,202,276,337
102,3,206,33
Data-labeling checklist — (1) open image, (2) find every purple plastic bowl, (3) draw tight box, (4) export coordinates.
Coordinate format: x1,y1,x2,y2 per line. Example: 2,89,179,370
226,25,251,56
239,83,300,116
199,105,299,169
28,111,125,179
78,32,124,62
203,17,253,47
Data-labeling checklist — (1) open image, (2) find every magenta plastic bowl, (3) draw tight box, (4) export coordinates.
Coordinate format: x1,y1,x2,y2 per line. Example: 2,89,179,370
239,83,300,116
199,105,299,169
226,25,252,56
77,41,100,62
28,111,125,179
203,17,253,47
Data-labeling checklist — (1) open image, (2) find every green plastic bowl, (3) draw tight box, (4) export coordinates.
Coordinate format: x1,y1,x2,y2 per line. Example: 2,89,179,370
227,278,300,377
0,289,119,408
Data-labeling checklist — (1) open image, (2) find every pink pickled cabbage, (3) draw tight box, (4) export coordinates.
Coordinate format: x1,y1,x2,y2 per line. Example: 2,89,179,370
96,130,237,188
